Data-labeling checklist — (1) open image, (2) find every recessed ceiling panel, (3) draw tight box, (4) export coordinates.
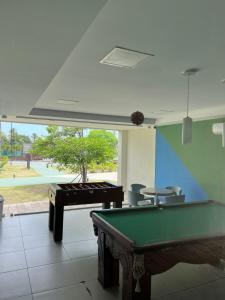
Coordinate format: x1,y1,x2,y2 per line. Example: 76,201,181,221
100,47,154,68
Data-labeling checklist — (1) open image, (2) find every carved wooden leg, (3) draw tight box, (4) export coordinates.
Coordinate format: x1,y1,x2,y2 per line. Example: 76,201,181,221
93,224,98,236
121,254,151,300
97,229,119,287
48,201,54,231
53,205,64,242
121,254,134,300
136,273,152,300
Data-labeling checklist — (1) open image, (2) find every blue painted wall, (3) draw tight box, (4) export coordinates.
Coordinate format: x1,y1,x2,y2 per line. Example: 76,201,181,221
155,129,208,202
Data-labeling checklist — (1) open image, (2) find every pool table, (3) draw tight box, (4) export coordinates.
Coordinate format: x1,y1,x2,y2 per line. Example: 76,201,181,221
91,201,225,300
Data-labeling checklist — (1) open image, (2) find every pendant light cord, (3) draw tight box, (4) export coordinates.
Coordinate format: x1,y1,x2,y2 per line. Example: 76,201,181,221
186,75,190,117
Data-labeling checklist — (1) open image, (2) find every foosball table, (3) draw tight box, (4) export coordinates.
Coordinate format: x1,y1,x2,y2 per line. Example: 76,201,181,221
48,182,124,242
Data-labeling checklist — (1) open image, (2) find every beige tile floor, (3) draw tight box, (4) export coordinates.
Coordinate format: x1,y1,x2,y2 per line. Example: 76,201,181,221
3,192,128,217
3,201,49,216
3,201,103,217
0,208,225,299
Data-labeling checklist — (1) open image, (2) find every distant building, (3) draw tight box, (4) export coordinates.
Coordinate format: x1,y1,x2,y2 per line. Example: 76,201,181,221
23,143,32,155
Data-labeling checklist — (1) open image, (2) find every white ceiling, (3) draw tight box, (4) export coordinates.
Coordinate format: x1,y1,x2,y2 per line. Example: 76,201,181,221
0,0,106,114
1,0,225,126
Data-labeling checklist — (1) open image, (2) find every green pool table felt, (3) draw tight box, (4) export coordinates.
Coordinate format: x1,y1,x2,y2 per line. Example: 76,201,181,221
96,203,225,246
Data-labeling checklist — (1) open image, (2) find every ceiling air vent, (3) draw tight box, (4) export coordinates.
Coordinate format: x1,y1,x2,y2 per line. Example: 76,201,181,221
100,47,154,69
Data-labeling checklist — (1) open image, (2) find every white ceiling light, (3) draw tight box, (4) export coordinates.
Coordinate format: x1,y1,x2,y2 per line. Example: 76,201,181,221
56,99,80,105
181,68,201,145
100,47,154,69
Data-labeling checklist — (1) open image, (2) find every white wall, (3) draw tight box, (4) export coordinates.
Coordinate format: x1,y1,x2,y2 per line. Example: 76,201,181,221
125,128,156,190
117,131,128,188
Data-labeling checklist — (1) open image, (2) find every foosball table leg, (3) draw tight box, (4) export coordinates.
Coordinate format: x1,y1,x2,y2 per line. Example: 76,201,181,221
49,201,54,231
113,200,123,208
102,202,110,209
53,205,64,242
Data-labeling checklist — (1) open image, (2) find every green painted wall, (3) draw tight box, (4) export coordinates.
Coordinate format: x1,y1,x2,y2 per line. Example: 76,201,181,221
159,117,225,201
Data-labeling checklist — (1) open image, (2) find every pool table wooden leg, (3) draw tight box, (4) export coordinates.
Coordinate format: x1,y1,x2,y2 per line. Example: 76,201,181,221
121,255,151,300
48,201,54,231
137,273,152,300
98,229,119,287
122,266,134,299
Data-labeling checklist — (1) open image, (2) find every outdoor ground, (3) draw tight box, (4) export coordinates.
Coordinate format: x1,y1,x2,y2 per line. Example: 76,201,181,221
0,162,40,178
0,184,48,204
0,160,117,215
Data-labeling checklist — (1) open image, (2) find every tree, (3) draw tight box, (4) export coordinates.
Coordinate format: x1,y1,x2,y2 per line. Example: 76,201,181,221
88,130,117,156
30,126,61,159
62,127,83,138
31,126,117,182
0,128,32,156
0,125,32,157
0,133,11,154
0,156,8,171
31,133,38,142
9,128,31,156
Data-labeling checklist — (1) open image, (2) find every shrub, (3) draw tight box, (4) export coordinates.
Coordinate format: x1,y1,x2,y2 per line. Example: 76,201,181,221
88,161,117,173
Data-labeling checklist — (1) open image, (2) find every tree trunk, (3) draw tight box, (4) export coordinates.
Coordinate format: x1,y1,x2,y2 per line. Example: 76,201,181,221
81,165,87,182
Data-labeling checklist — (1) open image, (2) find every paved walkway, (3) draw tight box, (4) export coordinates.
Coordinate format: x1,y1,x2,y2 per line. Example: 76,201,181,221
0,161,117,187
29,161,64,176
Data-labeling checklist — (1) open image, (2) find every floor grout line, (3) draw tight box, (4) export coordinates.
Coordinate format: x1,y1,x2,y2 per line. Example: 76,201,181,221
154,276,225,299
18,216,34,300
0,246,96,275
26,254,98,271
31,281,92,298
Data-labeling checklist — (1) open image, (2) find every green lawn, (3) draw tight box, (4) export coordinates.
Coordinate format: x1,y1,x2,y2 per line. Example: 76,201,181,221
0,163,40,178
0,184,48,204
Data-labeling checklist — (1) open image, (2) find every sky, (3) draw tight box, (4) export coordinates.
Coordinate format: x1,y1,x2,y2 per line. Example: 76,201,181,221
0,122,118,138
1,122,48,137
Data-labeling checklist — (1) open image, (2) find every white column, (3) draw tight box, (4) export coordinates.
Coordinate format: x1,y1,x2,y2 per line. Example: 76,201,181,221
117,130,128,191
126,128,156,190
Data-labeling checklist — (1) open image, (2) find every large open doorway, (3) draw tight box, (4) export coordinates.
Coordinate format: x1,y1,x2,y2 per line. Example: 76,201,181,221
0,122,118,216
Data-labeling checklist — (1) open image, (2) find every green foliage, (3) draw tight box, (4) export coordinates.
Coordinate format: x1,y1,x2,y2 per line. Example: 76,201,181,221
88,161,117,173
0,127,33,156
0,133,11,153
31,126,118,181
61,127,84,137
0,156,8,170
88,130,117,159
31,133,38,142
30,126,63,159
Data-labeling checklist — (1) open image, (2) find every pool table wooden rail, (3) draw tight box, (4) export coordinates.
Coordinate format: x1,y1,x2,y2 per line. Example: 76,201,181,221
91,200,225,252
91,200,225,300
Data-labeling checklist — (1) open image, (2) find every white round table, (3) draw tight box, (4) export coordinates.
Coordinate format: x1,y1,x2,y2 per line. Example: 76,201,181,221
140,187,175,205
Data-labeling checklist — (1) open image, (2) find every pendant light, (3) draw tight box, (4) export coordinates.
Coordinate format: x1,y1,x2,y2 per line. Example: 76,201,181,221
182,68,200,144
